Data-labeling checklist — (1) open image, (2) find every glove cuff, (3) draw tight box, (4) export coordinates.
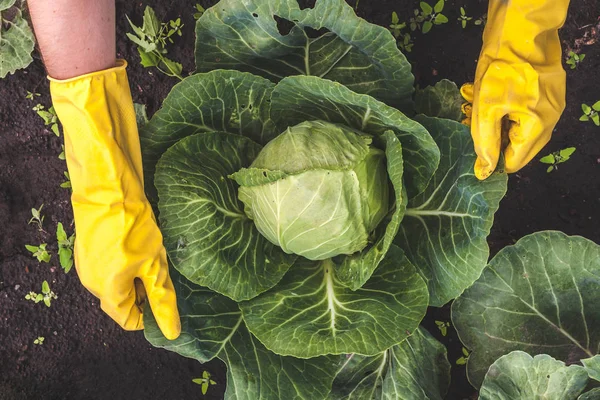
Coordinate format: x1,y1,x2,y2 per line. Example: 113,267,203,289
48,59,127,83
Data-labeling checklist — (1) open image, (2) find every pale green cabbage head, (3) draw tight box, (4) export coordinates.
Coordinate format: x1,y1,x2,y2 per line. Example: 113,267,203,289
231,120,390,260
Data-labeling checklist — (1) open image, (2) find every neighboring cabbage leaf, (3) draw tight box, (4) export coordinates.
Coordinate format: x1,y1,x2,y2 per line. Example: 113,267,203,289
414,80,465,121
452,231,600,388
582,355,600,382
155,132,296,301
140,70,278,203
579,389,600,400
144,271,339,400
194,0,414,111
330,327,450,400
395,115,507,306
478,351,589,400
240,245,428,358
0,0,35,78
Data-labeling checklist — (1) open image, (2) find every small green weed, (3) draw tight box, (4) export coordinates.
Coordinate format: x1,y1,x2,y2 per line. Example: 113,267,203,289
28,204,45,232
25,243,51,263
457,7,472,28
127,6,184,80
411,0,448,34
25,90,40,100
25,281,57,307
34,336,45,345
32,104,60,137
60,171,71,189
566,51,585,69
580,102,600,126
456,346,470,365
540,147,576,173
474,13,487,26
192,370,217,395
434,320,450,337
193,4,205,20
56,222,75,273
58,145,66,160
389,12,406,38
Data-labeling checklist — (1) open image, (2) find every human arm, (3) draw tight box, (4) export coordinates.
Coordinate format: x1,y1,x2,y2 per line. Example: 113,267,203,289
27,0,181,339
462,0,571,180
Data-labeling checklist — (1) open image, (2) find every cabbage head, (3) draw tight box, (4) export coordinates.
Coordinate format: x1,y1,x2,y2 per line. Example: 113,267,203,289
231,120,389,260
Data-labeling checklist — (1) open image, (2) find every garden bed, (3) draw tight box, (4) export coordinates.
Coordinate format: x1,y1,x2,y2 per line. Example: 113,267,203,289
0,0,599,399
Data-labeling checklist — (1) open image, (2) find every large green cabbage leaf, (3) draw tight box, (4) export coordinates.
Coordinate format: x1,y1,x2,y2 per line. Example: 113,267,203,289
478,351,589,400
395,115,507,306
0,0,35,78
194,0,414,111
330,327,451,400
144,270,340,400
452,231,600,388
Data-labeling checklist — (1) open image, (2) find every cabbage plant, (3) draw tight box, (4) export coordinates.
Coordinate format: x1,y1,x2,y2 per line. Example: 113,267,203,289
139,0,508,398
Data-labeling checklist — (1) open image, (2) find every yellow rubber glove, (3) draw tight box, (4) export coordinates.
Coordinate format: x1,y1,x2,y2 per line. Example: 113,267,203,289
461,0,570,180
49,60,181,340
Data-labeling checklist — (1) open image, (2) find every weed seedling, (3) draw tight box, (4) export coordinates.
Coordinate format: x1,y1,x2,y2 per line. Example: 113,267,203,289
434,320,450,337
34,336,45,345
56,222,75,273
25,243,51,263
25,90,40,100
60,171,71,189
580,102,600,126
474,13,487,26
193,4,205,20
28,204,45,232
192,370,217,395
127,6,184,80
566,51,585,69
413,0,448,34
58,144,65,160
456,346,470,365
539,147,576,173
389,12,406,38
33,104,60,136
25,281,57,307
457,7,472,28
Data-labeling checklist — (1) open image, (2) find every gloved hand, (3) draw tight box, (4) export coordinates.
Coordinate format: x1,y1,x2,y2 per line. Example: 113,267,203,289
50,60,181,340
461,0,570,180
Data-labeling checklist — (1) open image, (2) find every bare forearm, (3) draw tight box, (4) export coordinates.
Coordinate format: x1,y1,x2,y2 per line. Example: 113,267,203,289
28,0,116,80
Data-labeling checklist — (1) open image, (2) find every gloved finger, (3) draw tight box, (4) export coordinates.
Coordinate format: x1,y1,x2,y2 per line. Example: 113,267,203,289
98,282,144,331
140,251,181,340
503,112,550,173
471,102,505,180
460,83,474,103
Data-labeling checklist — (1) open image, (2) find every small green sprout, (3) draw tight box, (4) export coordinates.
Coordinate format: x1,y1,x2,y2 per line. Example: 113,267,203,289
34,336,45,345
25,281,57,307
28,204,45,232
456,346,470,365
60,171,71,189
33,104,60,137
580,102,600,126
25,243,51,263
566,51,585,69
58,144,66,160
434,320,450,337
458,7,472,28
192,370,217,395
409,8,425,32
193,4,205,20
26,91,40,100
474,13,487,26
539,147,576,173
57,222,75,273
397,33,414,53
389,12,406,38
416,0,448,34
126,6,184,80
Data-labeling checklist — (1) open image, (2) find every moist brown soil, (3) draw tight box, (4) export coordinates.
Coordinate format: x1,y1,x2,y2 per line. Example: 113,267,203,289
1,1,599,399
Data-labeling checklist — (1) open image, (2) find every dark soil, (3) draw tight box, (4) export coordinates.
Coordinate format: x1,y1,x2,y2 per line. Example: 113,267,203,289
1,0,598,399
